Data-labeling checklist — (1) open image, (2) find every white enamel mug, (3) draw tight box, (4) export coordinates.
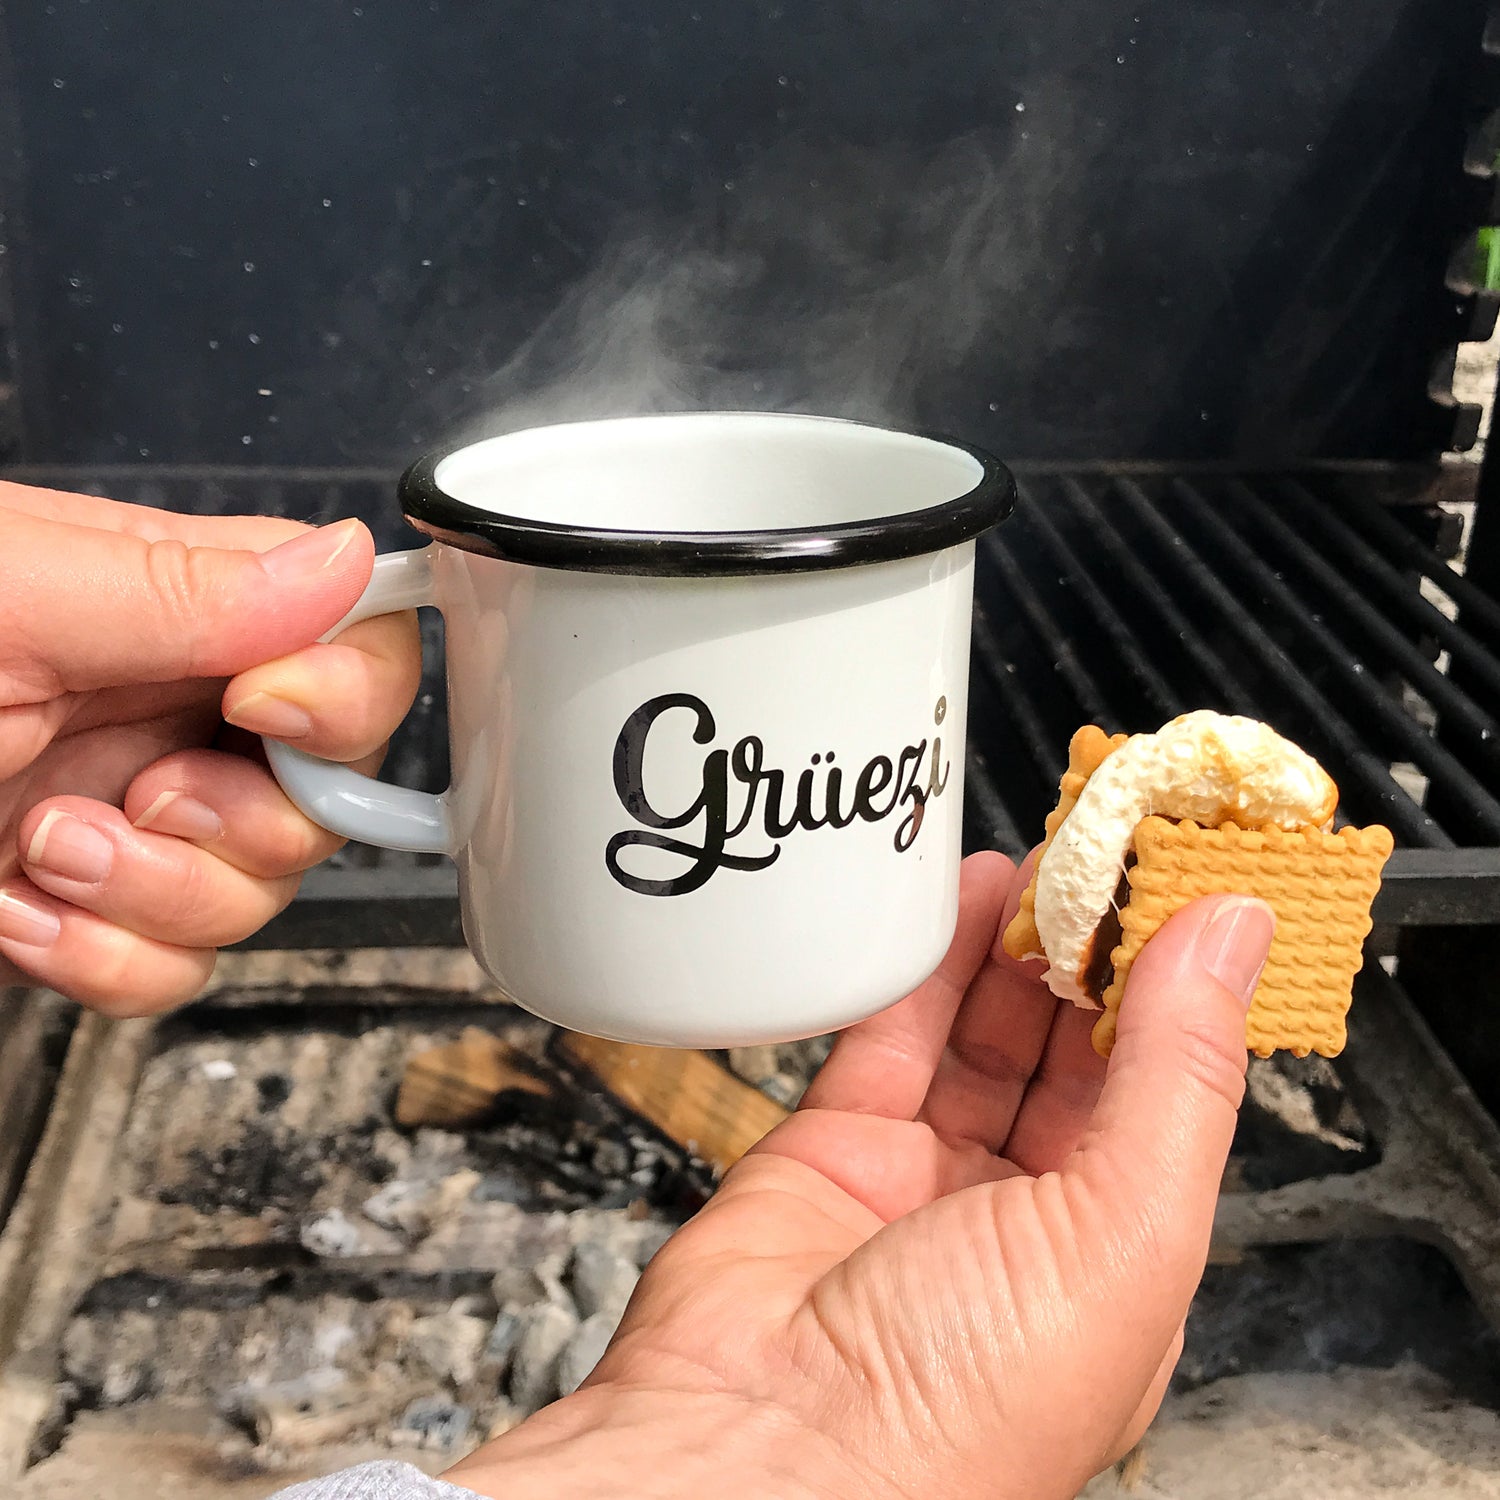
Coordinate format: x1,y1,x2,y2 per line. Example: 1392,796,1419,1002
266,412,1014,1047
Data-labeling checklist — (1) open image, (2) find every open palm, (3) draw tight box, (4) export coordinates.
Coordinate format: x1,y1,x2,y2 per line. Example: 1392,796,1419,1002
453,854,1269,1500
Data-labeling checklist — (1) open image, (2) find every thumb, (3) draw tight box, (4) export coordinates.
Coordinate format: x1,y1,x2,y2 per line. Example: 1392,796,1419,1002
1068,894,1273,1291
7,512,374,691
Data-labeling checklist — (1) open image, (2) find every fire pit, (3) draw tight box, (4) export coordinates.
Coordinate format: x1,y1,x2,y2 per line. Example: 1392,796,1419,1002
4,959,1500,1495
0,977,805,1475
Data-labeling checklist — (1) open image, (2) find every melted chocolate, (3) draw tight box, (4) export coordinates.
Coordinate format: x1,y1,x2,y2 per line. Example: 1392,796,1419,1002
1080,855,1136,1003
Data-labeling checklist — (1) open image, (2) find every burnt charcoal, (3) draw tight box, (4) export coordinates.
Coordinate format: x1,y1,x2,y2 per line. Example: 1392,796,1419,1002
590,1137,631,1179
155,1120,398,1218
557,1312,615,1397
219,1368,354,1443
326,1131,401,1186
478,1218,573,1311
299,1208,405,1260
359,1168,482,1244
489,1267,561,1313
727,1038,833,1106
21,1379,79,1470
569,1241,637,1323
588,1184,650,1211
76,1268,495,1315
362,1179,437,1237
43,1010,699,1456
639,1164,714,1217
626,1219,675,1270
391,1396,473,1452
139,1018,705,1246
256,1073,293,1111
1179,1239,1500,1406
477,1397,524,1440
156,1120,326,1216
507,1301,577,1413
402,1307,490,1386
460,1112,705,1213
472,1162,566,1212
77,1272,271,1316
63,1307,160,1407
480,1311,522,1372
1230,1054,1377,1191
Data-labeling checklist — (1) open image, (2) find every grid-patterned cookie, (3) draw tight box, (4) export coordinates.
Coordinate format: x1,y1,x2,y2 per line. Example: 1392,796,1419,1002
1002,725,1128,962
1091,818,1395,1060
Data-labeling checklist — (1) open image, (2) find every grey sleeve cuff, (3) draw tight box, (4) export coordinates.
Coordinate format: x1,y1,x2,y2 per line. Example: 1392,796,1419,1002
268,1461,481,1500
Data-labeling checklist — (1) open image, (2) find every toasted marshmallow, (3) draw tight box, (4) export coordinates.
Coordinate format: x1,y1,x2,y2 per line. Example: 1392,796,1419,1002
1031,711,1337,1007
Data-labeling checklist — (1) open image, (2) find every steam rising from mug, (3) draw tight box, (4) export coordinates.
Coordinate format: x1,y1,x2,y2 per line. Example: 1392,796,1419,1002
427,128,1076,446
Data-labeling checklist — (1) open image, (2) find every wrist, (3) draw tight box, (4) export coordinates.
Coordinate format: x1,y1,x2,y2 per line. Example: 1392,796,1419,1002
441,1377,861,1500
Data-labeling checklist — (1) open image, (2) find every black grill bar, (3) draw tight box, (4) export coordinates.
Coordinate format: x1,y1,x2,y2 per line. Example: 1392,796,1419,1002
1372,848,1500,924
968,605,1068,795
978,532,1118,726
962,746,1026,856
1052,479,1262,718
1166,478,1500,840
1224,479,1500,767
1275,478,1500,711
1016,480,1185,722
235,865,463,949
1331,484,1500,645
1108,478,1452,847
238,839,1500,948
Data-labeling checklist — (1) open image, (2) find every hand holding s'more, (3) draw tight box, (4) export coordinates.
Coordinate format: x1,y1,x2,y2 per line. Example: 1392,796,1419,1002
1003,710,1394,1060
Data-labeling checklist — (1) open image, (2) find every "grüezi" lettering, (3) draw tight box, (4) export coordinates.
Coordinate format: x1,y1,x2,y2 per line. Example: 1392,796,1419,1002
605,693,950,897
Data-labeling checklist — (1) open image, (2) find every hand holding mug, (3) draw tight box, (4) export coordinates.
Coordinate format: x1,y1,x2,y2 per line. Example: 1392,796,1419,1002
0,483,418,1012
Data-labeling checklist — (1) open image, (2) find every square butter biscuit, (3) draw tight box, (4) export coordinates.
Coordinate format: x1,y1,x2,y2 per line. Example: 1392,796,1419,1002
1092,818,1394,1060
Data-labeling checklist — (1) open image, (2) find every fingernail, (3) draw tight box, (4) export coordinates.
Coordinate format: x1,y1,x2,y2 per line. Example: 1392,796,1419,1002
133,791,224,842
259,519,362,583
0,887,62,948
26,810,113,884
1199,898,1276,1008
224,691,314,739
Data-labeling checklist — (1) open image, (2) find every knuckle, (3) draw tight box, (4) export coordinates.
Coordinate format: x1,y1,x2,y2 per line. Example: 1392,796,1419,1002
86,942,214,1017
143,538,196,621
139,852,245,950
168,854,220,935
219,874,299,945
81,937,157,1017
144,539,235,677
141,539,203,674
260,811,334,875
1169,1020,1248,1112
263,871,302,921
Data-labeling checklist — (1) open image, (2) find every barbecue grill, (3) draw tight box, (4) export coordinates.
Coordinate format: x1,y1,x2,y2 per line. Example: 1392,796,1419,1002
7,0,1500,1484
6,0,1500,1069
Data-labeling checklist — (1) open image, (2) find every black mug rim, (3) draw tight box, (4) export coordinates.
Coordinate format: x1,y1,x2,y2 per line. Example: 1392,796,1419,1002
397,411,1017,578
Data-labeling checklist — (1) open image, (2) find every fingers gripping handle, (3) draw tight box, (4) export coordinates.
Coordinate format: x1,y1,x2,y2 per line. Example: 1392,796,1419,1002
262,546,452,855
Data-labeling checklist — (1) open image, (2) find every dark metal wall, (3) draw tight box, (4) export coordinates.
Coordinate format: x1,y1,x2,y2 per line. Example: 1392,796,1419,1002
2,0,1492,470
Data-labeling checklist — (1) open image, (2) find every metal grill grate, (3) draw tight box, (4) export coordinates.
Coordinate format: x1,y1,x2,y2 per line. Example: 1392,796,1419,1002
11,463,1500,940
961,469,1500,925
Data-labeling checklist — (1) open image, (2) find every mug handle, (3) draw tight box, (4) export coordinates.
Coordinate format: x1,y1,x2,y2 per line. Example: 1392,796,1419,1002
262,545,452,855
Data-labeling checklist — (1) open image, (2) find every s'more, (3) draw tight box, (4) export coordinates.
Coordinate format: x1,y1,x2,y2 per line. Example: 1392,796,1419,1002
1002,711,1394,1060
